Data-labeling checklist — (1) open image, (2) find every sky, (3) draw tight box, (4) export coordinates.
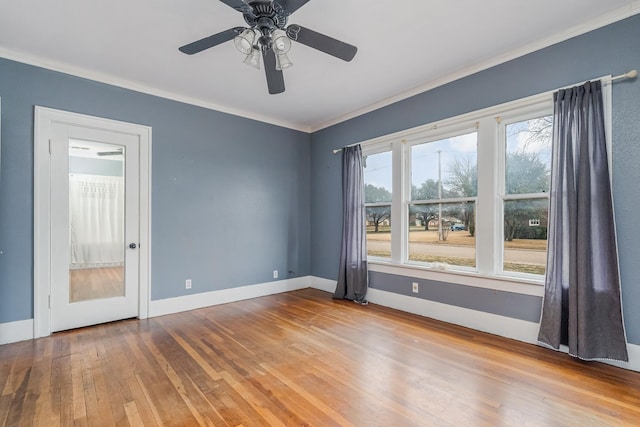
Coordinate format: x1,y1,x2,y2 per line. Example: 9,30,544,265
506,116,552,165
364,115,552,195
363,132,477,194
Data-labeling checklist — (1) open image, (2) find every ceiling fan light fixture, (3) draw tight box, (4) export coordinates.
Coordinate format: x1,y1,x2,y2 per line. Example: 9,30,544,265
244,47,261,69
233,29,256,54
271,29,291,54
178,0,358,94
275,52,293,71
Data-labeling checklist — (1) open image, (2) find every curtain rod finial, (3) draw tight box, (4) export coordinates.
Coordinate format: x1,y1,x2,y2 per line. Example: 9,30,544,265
626,70,638,79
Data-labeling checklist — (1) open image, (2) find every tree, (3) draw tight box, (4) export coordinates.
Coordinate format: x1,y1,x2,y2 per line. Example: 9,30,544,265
503,152,550,241
366,207,391,232
445,158,477,233
446,158,477,198
411,180,440,230
410,204,438,230
365,184,391,232
411,165,478,236
365,184,392,203
503,199,548,241
440,151,549,241
512,115,552,151
412,179,440,200
505,152,549,194
501,116,552,241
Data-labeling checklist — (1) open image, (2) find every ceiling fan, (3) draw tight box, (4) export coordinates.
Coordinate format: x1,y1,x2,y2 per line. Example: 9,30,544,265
178,0,358,94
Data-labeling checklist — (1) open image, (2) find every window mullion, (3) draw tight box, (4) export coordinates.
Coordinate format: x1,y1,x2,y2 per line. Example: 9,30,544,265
391,140,405,263
503,193,549,201
411,196,477,205
476,117,498,275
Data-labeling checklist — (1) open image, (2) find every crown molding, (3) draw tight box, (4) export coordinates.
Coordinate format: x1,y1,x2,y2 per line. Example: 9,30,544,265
309,1,640,133
0,47,311,133
1,1,637,135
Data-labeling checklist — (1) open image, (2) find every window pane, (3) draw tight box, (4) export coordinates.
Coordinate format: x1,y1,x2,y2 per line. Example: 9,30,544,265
364,151,392,203
505,116,552,195
411,132,477,200
365,150,392,259
366,206,391,259
408,202,476,268
503,199,548,275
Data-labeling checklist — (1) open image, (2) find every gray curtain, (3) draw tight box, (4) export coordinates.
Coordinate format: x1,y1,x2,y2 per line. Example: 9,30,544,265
538,80,628,361
334,145,368,304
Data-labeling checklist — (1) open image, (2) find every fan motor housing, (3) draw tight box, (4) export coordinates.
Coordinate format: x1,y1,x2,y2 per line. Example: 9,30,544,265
244,0,288,30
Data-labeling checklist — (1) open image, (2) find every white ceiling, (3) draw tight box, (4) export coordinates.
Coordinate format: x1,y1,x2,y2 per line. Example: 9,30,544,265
0,0,638,131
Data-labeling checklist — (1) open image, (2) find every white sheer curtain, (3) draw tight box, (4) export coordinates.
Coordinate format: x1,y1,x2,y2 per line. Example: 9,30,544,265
69,174,124,269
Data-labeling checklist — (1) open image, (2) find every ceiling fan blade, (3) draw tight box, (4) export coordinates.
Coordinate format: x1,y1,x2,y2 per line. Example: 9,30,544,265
218,0,254,16
179,27,244,55
262,48,285,94
286,25,357,62
273,0,312,16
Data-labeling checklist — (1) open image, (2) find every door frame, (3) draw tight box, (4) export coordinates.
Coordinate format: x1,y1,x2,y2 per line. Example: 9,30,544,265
34,106,152,338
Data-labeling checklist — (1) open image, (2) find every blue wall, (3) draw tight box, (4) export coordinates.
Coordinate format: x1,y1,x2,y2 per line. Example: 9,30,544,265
0,58,311,323
310,15,640,344
1,14,639,347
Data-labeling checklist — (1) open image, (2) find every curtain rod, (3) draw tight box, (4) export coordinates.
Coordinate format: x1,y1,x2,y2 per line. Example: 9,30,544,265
610,69,638,82
331,69,638,154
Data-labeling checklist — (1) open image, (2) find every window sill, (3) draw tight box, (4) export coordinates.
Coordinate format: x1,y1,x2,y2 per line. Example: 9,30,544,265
367,260,545,297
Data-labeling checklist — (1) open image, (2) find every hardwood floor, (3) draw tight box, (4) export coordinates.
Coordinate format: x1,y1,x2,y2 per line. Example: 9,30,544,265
2,288,640,426
69,267,124,302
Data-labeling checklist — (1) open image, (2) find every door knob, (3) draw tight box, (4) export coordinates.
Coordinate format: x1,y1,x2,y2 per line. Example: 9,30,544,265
129,243,137,249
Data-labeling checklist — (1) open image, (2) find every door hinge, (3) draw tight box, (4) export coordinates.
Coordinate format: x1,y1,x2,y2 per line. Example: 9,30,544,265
48,139,52,155
48,294,51,309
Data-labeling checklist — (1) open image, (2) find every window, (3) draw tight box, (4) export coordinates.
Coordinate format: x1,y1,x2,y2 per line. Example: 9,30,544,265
501,116,552,276
364,149,392,259
358,84,610,288
409,131,477,268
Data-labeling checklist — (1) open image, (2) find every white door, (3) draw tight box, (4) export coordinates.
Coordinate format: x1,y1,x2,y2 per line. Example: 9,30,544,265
49,123,140,332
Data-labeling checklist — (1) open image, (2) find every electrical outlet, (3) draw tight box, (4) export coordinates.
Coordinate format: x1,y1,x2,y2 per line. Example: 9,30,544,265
273,270,278,279
412,282,419,293
185,279,192,289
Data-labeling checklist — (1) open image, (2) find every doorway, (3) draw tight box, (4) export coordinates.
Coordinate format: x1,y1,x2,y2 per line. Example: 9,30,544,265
34,107,151,337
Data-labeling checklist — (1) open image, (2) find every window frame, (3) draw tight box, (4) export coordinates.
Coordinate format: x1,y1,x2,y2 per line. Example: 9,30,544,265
406,126,479,271
497,110,553,279
362,144,393,261
357,80,612,295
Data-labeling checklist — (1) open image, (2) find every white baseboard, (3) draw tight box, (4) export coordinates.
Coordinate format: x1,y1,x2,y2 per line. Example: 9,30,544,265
4,276,639,372
308,276,640,372
0,319,34,345
149,276,313,318
365,287,540,344
309,276,337,293
310,277,539,344
606,344,640,372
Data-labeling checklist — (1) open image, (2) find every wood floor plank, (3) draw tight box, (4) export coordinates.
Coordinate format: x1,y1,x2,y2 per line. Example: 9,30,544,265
133,373,164,426
2,288,640,426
